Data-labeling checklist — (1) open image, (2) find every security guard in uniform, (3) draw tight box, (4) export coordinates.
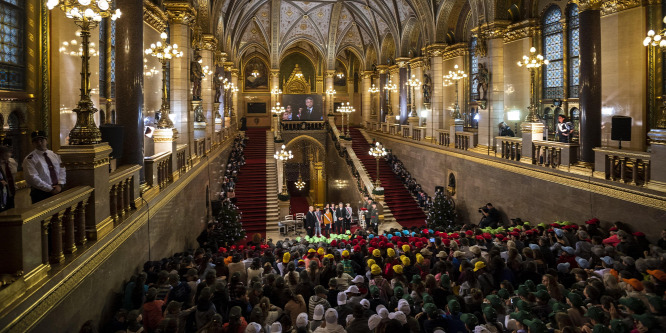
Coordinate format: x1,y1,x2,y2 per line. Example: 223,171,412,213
22,131,67,204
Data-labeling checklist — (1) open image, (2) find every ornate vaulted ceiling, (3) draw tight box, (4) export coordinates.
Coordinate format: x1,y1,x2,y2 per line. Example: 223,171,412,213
205,0,533,68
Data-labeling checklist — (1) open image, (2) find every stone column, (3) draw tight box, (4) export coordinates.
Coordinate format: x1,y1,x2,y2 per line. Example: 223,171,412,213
396,59,410,125
388,66,400,124
231,68,239,126
325,70,335,117
428,45,445,136
201,34,217,145
377,65,388,122
165,2,196,154
578,2,602,163
362,71,372,125
409,58,424,125
314,161,325,207
478,37,505,150
114,0,144,174
270,69,280,105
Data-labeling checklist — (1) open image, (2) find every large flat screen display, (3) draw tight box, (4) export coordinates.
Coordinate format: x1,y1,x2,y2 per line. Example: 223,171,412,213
281,94,324,121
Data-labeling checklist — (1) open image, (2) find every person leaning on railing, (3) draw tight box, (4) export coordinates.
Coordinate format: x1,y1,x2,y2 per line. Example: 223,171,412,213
22,131,66,204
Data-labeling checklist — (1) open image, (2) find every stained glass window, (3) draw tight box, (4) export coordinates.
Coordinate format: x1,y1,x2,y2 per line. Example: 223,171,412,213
470,37,478,100
568,5,580,98
542,6,563,100
110,18,116,98
99,19,107,99
0,0,25,90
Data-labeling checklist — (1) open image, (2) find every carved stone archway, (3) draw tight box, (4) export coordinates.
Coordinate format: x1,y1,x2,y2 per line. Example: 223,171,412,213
283,64,312,94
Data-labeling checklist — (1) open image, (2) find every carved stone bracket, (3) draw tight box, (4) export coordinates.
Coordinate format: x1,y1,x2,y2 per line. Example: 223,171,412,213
164,0,197,25
504,19,540,43
579,0,603,11
201,34,218,51
442,43,468,60
376,65,389,74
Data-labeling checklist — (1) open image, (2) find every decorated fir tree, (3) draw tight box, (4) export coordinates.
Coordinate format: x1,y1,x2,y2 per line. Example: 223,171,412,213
215,202,246,247
426,191,458,231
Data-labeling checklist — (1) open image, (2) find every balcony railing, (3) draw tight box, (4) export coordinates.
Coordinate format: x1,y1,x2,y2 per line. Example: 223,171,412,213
282,121,326,131
532,141,579,168
389,124,399,135
497,136,522,161
454,132,476,150
412,127,426,141
436,129,451,146
108,165,141,223
594,148,651,187
145,152,173,189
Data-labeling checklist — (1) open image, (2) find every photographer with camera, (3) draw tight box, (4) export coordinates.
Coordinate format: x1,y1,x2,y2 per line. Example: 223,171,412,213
478,203,501,228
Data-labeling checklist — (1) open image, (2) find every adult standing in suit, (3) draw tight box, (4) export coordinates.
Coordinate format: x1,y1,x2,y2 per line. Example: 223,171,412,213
335,203,346,234
369,203,379,232
305,206,317,237
304,97,322,121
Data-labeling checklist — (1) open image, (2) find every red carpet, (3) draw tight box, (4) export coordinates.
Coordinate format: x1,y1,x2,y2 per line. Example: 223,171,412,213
349,128,426,228
290,196,309,216
234,129,267,238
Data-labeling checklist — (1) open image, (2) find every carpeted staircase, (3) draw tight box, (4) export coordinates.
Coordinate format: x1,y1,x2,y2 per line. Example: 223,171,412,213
349,128,426,228
233,128,268,238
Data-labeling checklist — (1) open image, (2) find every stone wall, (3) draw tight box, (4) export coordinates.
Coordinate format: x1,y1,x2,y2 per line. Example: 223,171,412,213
378,134,665,237
22,143,232,332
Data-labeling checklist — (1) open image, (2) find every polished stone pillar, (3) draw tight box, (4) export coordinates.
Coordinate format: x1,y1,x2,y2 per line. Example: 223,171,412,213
362,71,372,125
578,5,602,163
397,61,409,125
389,66,400,123
479,38,505,149
325,70,334,117
114,0,144,173
428,45,445,135
409,59,424,125
201,35,217,144
231,68,239,125
377,65,388,122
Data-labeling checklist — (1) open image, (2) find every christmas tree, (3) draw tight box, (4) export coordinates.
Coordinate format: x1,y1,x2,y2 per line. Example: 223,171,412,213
426,191,458,231
215,201,246,247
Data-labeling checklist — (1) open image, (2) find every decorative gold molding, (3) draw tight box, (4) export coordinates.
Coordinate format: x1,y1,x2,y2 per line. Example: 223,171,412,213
600,0,643,16
215,52,227,66
504,19,539,43
375,65,389,74
425,43,447,57
409,57,424,69
395,57,410,68
163,0,197,25
388,65,400,74
479,20,510,40
143,0,168,32
324,70,335,79
579,0,603,11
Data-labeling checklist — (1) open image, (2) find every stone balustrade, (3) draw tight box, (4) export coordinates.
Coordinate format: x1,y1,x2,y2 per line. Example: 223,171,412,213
0,187,93,290
108,165,141,223
176,144,188,175
454,131,476,150
497,136,522,161
282,121,326,131
381,122,389,133
594,147,651,186
532,141,579,169
194,138,206,157
436,129,451,146
389,124,400,135
402,126,411,138
145,152,173,189
412,127,426,141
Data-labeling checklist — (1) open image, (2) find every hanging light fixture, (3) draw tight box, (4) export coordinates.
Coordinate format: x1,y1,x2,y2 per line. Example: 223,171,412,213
294,163,306,190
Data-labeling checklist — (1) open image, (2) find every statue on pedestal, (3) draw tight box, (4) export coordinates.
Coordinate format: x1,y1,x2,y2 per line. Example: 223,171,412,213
473,63,489,101
422,73,432,104
214,74,222,103
191,51,203,100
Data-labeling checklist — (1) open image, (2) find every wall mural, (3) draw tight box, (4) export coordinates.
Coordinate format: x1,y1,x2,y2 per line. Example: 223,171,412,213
243,57,269,91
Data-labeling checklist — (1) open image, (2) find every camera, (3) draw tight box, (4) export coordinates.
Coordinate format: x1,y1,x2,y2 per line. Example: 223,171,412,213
478,207,488,214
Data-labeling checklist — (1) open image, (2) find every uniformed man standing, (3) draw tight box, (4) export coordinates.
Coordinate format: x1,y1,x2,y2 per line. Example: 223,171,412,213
369,203,379,232
23,131,66,204
555,114,573,143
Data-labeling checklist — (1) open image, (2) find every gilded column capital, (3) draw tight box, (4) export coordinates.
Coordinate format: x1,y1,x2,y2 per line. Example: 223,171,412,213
325,70,335,78
215,51,227,66
230,68,239,77
388,65,400,75
223,61,234,72
409,57,424,69
144,0,168,32
201,34,218,51
164,0,197,25
425,43,447,57
579,0,603,11
376,65,389,74
362,71,374,79
479,20,510,40
600,0,643,16
442,43,468,60
395,57,410,68
270,69,280,78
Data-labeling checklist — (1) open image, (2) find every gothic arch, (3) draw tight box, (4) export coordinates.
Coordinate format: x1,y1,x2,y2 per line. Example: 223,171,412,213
380,33,396,65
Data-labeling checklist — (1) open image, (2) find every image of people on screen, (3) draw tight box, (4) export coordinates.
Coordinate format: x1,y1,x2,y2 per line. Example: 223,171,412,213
281,94,323,121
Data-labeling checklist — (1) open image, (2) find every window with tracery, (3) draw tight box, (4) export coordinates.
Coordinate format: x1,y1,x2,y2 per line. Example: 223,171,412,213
568,4,580,98
543,6,563,100
0,0,25,90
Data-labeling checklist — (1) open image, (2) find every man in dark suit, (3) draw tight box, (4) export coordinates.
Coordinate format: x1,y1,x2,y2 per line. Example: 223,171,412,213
335,202,346,234
369,203,379,232
305,205,317,237
304,97,322,121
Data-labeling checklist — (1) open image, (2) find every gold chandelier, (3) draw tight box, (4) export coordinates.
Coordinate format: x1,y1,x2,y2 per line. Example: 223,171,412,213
294,164,306,190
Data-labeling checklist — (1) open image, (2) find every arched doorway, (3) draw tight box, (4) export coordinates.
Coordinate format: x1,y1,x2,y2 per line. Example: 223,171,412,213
284,135,326,207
